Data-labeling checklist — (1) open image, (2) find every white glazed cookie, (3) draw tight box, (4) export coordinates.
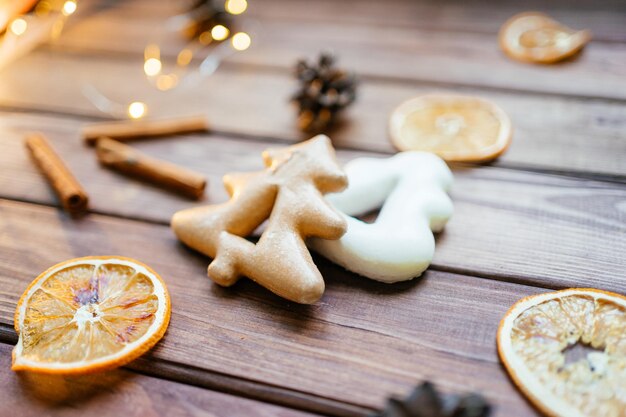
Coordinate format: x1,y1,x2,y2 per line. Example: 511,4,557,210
309,152,453,283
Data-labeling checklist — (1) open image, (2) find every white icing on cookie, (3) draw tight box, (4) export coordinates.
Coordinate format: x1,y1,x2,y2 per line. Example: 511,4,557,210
309,151,453,283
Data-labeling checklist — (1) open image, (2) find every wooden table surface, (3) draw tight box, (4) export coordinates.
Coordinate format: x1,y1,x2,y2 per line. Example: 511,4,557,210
1,0,625,416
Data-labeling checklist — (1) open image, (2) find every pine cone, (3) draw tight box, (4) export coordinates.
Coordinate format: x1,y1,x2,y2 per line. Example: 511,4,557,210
373,382,491,417
292,53,357,132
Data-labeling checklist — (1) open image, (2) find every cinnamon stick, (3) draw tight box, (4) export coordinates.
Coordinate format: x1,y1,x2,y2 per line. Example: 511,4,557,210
24,133,89,214
83,115,209,146
96,138,207,199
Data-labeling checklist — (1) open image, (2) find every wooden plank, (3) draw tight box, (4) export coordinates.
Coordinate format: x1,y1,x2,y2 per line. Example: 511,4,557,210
209,21,626,101
0,343,318,417
0,198,542,416
244,0,626,43
1,111,624,291
61,0,626,51
0,53,625,178
53,1,626,100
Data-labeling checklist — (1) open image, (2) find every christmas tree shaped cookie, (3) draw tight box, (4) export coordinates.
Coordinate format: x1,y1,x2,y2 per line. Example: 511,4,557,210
171,135,348,304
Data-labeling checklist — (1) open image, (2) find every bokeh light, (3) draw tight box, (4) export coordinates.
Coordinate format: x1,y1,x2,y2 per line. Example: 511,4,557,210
177,49,193,66
199,31,213,45
144,58,162,76
231,32,251,51
127,102,147,119
10,18,28,36
35,0,52,16
144,44,160,60
225,0,247,15
62,0,77,16
211,25,230,41
156,74,178,91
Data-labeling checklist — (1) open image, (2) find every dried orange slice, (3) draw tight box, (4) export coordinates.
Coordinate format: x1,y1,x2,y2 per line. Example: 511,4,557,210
498,288,626,417
12,256,171,375
389,94,512,162
499,12,592,64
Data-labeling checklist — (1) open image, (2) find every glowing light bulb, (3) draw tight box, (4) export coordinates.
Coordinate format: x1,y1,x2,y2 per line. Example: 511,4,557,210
144,58,162,76
10,18,27,36
156,74,178,91
51,19,65,39
211,25,229,41
225,0,247,15
62,0,77,16
35,0,52,16
128,102,147,119
144,44,160,60
231,32,251,51
198,31,213,45
177,48,193,66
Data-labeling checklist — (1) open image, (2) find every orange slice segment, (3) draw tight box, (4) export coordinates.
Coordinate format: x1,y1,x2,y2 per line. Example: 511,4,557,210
12,256,171,375
498,288,626,417
499,12,592,64
389,94,512,162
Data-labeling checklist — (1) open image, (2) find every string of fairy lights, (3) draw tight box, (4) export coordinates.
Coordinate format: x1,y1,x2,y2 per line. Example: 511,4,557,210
0,0,77,61
1,0,253,119
85,0,254,120
5,0,77,37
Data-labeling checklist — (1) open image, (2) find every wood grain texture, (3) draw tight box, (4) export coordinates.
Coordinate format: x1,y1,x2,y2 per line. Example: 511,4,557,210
1,112,624,292
0,198,542,417
54,0,626,100
0,343,317,417
204,22,626,101
0,53,625,178
243,0,626,43
0,2,623,416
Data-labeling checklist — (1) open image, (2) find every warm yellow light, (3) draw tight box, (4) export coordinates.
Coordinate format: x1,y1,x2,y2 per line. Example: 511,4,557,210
128,102,147,119
35,0,52,16
10,18,27,36
211,25,229,41
62,0,77,16
50,19,65,39
225,0,247,15
144,44,160,60
231,32,251,51
177,48,193,66
144,58,162,76
156,74,178,91
198,31,213,45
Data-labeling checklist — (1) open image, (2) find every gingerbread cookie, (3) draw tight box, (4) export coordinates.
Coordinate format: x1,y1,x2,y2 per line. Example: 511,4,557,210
309,152,453,283
171,135,348,304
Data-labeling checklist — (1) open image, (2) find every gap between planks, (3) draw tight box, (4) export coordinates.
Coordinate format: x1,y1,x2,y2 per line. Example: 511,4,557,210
0,193,562,293
46,43,626,107
0,339,324,417
2,196,615,416
51,0,626,101
0,336,368,417
3,119,625,292
86,0,626,44
67,0,626,48
0,103,624,185
2,116,624,292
